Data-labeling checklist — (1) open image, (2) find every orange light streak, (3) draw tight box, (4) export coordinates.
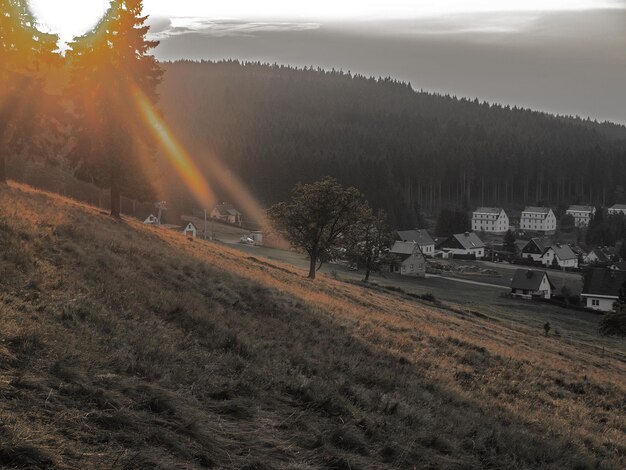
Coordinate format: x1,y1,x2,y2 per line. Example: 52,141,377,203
132,84,276,236
203,156,274,235
133,87,215,210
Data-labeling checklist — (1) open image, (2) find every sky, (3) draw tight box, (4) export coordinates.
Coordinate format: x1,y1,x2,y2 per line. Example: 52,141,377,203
30,0,626,124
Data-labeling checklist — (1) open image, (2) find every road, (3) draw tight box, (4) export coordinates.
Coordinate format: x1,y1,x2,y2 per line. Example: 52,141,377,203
448,259,583,294
426,273,510,290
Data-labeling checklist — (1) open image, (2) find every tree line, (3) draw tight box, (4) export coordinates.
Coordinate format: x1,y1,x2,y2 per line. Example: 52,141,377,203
157,60,626,227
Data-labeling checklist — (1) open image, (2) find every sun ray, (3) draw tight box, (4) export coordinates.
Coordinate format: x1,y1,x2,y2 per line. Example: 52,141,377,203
131,83,276,235
133,86,216,210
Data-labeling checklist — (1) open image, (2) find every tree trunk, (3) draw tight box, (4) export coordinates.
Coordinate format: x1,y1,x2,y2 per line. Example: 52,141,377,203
0,154,6,184
308,255,317,279
363,267,371,282
110,181,121,219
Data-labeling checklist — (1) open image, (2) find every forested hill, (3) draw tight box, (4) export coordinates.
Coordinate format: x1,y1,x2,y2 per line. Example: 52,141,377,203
158,60,626,227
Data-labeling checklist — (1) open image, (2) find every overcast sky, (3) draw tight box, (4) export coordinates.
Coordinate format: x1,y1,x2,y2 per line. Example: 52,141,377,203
31,0,626,124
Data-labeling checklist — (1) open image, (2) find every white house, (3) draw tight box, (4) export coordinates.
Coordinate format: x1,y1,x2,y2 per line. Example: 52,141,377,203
211,203,242,226
437,232,485,259
144,214,159,225
183,222,197,239
510,269,554,300
520,207,557,234
396,229,435,257
541,244,578,269
581,268,626,312
471,207,509,234
584,247,613,265
608,204,626,216
566,205,595,228
388,241,426,277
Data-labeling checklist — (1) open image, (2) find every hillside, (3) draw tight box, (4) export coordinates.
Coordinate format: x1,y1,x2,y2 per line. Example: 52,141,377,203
1,183,625,469
157,61,626,226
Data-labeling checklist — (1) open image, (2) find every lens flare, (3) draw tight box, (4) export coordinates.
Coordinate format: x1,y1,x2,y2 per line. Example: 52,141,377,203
133,87,216,210
132,84,274,235
203,157,274,235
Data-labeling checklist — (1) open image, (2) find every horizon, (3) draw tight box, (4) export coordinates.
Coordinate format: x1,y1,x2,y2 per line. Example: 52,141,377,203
30,0,626,125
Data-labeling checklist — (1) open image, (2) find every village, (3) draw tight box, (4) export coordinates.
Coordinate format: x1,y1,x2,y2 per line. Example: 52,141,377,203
142,201,626,317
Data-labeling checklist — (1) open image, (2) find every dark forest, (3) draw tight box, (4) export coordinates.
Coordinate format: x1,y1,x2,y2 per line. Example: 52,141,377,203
158,60,626,227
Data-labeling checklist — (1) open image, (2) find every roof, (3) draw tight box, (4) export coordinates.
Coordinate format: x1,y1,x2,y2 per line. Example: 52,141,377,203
523,206,551,214
522,237,551,253
609,204,626,210
547,244,577,261
390,241,419,256
511,269,554,291
522,206,552,217
452,232,485,250
567,205,594,213
582,268,626,298
473,207,502,215
214,203,241,216
587,248,609,263
396,229,435,246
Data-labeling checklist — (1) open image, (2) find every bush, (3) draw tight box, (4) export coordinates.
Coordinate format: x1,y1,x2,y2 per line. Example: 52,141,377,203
598,306,626,337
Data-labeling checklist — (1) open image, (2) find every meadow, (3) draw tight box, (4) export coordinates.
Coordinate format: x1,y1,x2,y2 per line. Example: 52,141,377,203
1,183,625,469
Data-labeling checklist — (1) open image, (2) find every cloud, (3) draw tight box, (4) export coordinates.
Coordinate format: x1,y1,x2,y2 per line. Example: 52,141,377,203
152,8,626,124
149,18,320,39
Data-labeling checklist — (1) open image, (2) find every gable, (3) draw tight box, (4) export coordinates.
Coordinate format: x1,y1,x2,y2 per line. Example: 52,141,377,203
522,240,545,254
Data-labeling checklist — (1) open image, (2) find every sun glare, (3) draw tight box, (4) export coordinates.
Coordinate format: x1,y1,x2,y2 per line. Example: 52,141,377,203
132,84,274,234
29,0,110,44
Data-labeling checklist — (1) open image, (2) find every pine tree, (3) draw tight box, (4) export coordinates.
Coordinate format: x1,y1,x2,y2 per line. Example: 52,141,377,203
0,0,58,183
503,229,517,254
66,0,162,217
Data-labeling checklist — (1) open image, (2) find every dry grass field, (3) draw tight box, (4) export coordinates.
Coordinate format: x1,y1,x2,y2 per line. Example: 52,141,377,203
1,182,625,469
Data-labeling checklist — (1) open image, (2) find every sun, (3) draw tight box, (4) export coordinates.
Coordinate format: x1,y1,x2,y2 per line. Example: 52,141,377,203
29,0,111,45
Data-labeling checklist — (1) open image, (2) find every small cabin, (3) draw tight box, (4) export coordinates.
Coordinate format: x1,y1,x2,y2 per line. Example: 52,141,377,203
144,214,159,225
437,232,485,259
388,241,426,277
183,222,197,239
510,269,554,300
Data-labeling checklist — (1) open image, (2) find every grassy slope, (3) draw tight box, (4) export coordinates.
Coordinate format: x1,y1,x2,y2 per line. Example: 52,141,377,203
0,183,624,469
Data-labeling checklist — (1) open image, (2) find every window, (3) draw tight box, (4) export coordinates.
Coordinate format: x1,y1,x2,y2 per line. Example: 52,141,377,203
592,299,600,306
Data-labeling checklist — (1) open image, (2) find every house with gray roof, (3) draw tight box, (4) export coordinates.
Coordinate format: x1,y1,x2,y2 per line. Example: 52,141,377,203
541,243,578,269
520,206,556,234
511,269,555,299
388,241,425,277
584,247,614,265
211,203,242,226
608,204,626,216
472,207,509,234
581,268,626,311
437,232,485,259
396,229,435,257
566,205,595,228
